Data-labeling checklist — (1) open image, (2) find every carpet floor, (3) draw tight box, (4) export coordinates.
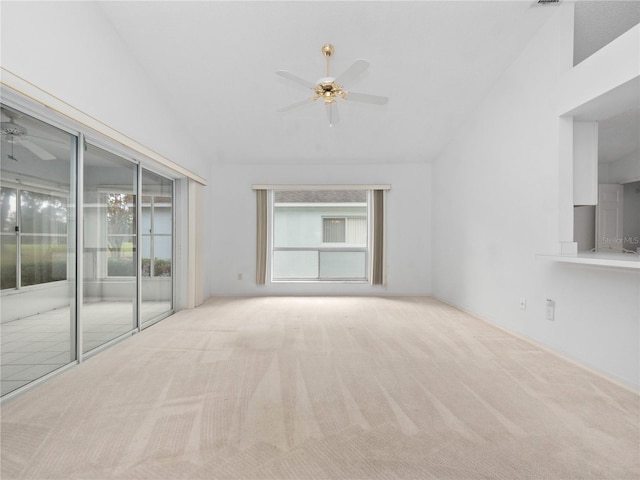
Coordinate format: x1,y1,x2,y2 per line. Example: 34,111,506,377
1,296,638,479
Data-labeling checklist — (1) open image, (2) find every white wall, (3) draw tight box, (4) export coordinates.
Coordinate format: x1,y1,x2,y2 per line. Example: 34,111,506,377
2,2,210,302
208,162,431,296
609,151,640,184
0,1,208,180
432,7,640,388
599,152,640,184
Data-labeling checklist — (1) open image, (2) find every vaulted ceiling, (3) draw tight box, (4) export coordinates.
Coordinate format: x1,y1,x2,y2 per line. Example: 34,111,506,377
97,1,559,165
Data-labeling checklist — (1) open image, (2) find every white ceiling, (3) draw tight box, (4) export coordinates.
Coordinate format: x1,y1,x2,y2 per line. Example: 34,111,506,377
574,0,640,65
96,1,560,165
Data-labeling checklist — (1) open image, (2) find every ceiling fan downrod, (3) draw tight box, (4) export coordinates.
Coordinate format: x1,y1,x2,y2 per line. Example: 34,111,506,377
317,44,344,105
321,43,335,77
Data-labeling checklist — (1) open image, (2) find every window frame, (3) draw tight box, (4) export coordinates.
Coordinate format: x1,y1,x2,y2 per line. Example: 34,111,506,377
269,189,372,283
321,215,369,245
1,182,71,291
140,193,173,278
322,217,346,243
103,191,137,279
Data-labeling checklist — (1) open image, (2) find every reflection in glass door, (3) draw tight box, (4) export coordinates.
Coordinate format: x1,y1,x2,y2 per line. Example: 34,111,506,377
1,103,182,398
82,144,137,353
0,104,76,396
140,169,173,325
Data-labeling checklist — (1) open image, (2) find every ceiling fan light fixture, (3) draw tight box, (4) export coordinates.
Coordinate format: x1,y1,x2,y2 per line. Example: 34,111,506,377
1,121,27,137
315,81,345,104
277,44,388,125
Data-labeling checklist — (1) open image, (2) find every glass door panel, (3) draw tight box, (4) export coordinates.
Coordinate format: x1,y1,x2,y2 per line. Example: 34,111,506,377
140,169,173,324
82,144,137,353
0,104,76,397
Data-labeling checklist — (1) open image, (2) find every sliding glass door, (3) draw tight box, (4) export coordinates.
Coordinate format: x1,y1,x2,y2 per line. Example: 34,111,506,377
1,101,180,398
82,144,137,353
140,168,173,325
0,105,77,396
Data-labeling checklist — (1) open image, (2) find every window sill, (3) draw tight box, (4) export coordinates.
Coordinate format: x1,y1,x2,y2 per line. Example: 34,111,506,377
538,252,640,270
1,280,70,296
270,280,370,284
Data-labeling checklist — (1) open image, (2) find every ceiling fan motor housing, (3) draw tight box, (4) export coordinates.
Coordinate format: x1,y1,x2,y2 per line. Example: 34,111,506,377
1,121,26,137
315,77,345,104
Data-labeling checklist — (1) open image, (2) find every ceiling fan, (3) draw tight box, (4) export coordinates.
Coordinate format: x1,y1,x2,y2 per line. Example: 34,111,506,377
1,108,56,161
277,44,389,126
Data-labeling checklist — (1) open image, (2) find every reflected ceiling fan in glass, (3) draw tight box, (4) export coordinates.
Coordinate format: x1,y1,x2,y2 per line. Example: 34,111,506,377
1,107,57,161
276,44,389,126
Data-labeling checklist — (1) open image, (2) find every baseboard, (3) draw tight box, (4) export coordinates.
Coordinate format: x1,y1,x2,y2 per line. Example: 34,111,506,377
431,295,640,395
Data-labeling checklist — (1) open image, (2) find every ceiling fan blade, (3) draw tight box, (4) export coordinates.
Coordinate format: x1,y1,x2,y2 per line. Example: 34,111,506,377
276,70,316,89
334,59,369,87
20,139,56,160
326,102,340,126
24,134,67,145
278,98,315,112
345,91,389,105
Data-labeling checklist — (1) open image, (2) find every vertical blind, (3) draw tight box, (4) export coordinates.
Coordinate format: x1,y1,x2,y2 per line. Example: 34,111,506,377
323,218,346,243
346,217,367,245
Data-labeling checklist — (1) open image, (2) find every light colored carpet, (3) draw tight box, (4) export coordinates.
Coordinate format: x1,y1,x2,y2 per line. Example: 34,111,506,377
1,296,638,479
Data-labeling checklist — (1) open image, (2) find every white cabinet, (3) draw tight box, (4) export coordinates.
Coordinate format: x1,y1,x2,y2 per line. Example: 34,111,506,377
573,121,598,206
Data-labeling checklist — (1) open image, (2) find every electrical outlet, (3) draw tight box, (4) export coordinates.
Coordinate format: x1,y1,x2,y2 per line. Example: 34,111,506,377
519,298,527,311
546,299,555,321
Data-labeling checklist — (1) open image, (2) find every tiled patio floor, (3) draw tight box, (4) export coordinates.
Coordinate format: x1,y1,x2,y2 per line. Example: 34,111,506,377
1,301,171,396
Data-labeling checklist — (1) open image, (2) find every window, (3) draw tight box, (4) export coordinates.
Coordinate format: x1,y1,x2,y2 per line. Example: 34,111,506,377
0,186,69,289
140,168,173,325
106,193,136,277
254,185,387,285
271,190,369,281
325,216,368,244
323,218,346,243
141,194,172,277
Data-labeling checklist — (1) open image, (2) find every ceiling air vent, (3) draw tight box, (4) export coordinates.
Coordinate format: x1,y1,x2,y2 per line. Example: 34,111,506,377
538,0,559,4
